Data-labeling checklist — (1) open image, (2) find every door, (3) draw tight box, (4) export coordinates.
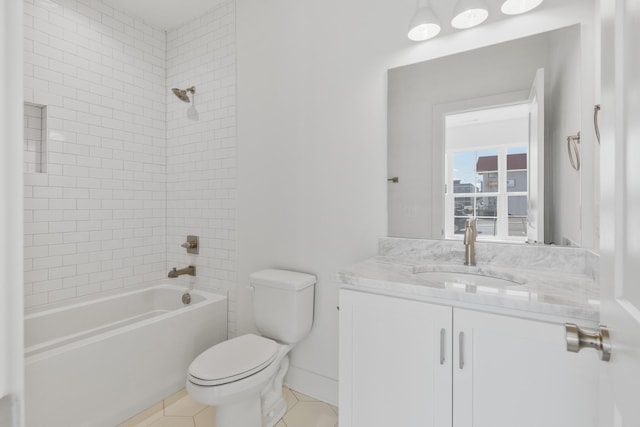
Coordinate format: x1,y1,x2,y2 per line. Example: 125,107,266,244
339,290,452,427
453,309,598,427
527,69,544,243
599,1,640,426
1,0,25,426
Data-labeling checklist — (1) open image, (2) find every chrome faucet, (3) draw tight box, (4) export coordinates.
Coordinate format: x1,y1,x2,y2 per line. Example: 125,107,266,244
463,218,477,266
168,265,196,278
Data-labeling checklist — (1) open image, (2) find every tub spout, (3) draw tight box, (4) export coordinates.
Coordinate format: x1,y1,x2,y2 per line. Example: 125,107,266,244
168,266,196,278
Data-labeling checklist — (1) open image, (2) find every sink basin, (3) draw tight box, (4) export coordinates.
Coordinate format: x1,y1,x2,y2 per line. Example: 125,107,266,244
417,271,521,288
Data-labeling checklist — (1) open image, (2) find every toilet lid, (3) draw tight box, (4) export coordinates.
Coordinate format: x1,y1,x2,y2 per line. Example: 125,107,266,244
188,334,278,386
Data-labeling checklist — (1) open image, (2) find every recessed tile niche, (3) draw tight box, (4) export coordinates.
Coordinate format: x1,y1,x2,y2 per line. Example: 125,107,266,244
23,102,47,174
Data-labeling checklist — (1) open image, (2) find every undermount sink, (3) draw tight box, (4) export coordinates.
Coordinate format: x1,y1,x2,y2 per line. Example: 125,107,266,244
417,271,522,288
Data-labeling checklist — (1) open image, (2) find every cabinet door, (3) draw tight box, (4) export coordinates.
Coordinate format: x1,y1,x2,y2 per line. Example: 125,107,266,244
453,309,598,427
339,290,452,427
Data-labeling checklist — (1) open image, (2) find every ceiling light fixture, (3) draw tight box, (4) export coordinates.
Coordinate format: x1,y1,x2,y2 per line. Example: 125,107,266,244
407,0,441,41
501,0,544,15
451,0,489,30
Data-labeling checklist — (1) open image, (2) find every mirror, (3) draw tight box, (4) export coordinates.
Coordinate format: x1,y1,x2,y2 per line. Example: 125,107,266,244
388,25,590,247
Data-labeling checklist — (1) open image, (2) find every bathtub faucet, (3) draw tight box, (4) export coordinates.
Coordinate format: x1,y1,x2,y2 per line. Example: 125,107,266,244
168,265,196,278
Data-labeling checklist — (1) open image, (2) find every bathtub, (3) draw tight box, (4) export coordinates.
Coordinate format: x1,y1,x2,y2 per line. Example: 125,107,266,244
24,282,228,427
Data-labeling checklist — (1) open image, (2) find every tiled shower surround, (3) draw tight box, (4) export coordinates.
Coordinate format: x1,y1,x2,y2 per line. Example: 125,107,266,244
166,2,237,334
23,0,237,334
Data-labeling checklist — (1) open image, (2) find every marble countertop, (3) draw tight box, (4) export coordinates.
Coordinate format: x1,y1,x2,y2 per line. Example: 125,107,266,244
338,239,600,323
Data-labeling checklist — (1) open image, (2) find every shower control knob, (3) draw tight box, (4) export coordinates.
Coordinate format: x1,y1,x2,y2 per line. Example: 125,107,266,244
181,235,199,254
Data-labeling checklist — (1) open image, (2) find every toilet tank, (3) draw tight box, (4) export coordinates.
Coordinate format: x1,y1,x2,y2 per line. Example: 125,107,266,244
249,269,316,344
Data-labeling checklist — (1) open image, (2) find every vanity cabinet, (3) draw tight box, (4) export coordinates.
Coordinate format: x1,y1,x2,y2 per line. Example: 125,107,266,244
339,289,598,427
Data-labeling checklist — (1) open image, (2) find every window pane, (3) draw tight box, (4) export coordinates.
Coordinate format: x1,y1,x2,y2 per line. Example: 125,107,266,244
507,146,527,156
453,173,477,193
477,149,499,160
477,171,499,193
507,170,527,192
475,150,499,194
475,196,497,217
477,218,497,237
454,197,474,234
453,151,477,173
508,196,528,237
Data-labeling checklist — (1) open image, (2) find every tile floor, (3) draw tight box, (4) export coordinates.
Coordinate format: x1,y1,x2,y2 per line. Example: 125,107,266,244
117,387,339,427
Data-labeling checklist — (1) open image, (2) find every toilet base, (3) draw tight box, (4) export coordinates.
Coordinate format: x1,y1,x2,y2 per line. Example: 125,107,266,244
215,394,262,427
262,395,286,427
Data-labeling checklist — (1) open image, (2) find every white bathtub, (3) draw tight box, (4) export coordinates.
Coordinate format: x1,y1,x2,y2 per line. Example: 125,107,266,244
24,282,228,427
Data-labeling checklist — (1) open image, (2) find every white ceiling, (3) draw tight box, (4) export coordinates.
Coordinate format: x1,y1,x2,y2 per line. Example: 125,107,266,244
101,0,221,30
101,0,565,33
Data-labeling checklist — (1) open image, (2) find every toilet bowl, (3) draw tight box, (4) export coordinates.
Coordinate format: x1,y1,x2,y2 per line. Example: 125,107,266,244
187,334,293,427
186,269,316,427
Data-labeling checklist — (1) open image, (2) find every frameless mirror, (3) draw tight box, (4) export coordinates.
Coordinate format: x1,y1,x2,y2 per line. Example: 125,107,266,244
388,25,590,246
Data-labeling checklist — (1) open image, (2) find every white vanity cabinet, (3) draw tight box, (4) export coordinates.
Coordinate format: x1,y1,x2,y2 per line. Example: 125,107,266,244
339,289,453,427
339,289,599,427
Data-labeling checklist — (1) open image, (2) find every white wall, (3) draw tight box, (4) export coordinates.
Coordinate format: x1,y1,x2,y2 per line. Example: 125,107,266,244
546,26,583,246
236,0,597,404
166,1,238,336
22,0,167,307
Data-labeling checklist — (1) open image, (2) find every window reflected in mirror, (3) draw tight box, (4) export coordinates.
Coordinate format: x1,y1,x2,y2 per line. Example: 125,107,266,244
445,104,528,241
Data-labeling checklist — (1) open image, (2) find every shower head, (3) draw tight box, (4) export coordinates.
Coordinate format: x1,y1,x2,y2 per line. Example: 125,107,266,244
171,86,196,103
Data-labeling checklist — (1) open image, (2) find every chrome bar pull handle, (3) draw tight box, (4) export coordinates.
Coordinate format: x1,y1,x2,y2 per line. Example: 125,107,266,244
565,323,611,362
459,331,465,369
440,328,446,365
594,104,601,144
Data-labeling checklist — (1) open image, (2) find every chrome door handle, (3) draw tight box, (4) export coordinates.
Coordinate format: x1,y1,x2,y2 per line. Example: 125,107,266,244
387,177,399,183
565,323,611,362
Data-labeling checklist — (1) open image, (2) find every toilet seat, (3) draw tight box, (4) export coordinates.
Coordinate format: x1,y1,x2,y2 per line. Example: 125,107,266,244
188,334,278,387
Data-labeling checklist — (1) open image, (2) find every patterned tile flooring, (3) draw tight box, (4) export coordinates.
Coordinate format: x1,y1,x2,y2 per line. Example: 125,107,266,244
117,386,338,427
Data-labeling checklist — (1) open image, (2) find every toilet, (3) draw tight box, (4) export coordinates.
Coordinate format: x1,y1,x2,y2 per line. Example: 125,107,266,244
186,269,316,427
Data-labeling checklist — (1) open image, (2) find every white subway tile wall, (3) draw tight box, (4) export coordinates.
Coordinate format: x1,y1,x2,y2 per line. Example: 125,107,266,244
166,1,237,336
23,0,167,307
24,103,45,173
22,0,237,336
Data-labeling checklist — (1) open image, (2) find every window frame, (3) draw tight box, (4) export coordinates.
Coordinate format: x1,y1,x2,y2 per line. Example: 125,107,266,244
445,144,528,242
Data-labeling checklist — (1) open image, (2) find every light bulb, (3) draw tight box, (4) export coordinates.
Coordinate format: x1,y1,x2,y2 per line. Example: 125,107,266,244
408,5,441,41
451,0,489,30
501,0,544,15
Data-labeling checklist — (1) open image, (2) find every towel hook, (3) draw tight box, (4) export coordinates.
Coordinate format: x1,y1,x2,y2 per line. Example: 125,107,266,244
567,132,581,171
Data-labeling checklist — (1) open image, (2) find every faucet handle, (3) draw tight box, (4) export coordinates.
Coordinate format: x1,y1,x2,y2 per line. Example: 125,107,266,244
181,235,199,254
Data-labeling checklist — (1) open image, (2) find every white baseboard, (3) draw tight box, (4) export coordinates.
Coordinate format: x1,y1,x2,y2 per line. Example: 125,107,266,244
284,365,338,407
